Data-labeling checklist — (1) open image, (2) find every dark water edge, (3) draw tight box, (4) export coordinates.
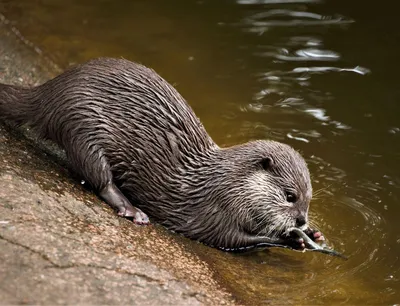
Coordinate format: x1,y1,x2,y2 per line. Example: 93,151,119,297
0,0,399,304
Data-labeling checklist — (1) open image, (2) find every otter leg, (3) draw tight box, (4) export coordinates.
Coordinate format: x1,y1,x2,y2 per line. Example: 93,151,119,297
99,182,150,225
65,143,149,225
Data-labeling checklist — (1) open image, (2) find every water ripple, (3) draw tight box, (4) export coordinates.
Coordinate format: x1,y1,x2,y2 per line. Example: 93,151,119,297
259,65,370,83
292,66,371,75
243,9,354,33
339,197,383,227
261,48,340,61
305,108,351,129
244,88,352,132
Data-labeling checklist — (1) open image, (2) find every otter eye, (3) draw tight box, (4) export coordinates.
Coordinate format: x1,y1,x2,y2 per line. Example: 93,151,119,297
286,192,297,203
260,157,273,170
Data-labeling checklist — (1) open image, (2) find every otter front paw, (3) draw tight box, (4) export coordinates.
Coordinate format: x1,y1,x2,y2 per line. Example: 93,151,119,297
284,234,307,250
304,228,325,243
282,228,325,250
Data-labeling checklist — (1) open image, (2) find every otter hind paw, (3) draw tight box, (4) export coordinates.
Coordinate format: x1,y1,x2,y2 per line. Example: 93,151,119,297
99,182,150,225
120,207,150,225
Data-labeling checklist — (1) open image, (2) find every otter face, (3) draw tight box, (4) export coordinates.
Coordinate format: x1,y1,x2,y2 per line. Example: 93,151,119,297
222,140,312,240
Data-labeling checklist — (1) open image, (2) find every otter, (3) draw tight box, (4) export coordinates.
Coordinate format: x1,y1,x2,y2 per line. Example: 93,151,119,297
0,58,323,251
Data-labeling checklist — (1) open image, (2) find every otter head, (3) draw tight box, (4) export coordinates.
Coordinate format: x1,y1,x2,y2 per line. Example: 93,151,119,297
210,140,312,248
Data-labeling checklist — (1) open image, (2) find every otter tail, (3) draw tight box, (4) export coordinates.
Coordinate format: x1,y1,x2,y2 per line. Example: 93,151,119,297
0,83,35,126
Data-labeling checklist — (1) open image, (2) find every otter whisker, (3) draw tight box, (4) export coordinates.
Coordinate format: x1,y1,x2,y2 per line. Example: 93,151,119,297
308,219,320,231
313,184,332,197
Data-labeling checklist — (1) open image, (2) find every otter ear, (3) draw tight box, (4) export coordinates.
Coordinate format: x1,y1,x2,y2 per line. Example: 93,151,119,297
261,157,274,170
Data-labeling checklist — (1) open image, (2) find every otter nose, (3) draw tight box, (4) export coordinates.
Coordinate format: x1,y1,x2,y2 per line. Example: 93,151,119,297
296,216,306,227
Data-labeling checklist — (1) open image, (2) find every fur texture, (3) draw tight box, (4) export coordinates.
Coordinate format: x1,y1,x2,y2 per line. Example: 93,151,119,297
0,58,312,249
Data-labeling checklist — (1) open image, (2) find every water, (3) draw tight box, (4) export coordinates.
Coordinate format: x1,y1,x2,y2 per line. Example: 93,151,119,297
1,0,399,304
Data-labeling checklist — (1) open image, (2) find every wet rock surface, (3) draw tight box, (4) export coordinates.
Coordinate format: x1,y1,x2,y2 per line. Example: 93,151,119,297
0,15,234,305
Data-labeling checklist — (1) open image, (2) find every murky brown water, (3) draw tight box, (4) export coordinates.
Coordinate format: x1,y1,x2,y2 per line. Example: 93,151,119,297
1,0,399,304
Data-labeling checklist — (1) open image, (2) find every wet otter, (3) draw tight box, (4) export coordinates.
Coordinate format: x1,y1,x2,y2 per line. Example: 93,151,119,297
0,58,322,251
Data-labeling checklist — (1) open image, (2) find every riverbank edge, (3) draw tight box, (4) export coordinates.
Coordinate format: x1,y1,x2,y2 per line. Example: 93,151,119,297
0,13,235,305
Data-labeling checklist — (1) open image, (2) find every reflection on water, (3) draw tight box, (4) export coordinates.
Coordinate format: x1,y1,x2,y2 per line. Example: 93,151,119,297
290,66,370,74
243,9,353,32
1,0,400,304
238,0,321,5
259,47,341,61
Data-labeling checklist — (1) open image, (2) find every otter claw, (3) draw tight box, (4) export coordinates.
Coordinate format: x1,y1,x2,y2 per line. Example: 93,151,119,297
132,211,150,225
118,207,150,225
297,238,305,250
313,232,325,242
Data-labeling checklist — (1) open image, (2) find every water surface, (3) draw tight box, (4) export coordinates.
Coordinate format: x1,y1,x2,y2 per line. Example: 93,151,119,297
1,0,399,304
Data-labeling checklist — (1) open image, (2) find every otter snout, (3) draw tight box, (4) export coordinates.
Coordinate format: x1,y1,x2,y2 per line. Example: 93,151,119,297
295,215,307,227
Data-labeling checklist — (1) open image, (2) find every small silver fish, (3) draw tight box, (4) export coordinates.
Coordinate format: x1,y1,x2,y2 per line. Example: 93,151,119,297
287,227,348,259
